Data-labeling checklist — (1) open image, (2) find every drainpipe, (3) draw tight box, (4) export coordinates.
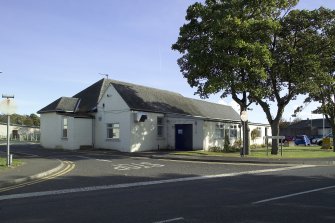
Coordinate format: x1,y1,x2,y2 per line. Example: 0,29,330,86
92,118,95,149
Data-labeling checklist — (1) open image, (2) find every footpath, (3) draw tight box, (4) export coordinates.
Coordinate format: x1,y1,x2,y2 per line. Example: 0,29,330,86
0,147,334,189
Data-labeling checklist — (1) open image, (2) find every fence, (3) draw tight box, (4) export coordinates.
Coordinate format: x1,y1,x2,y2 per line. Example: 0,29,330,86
0,133,40,142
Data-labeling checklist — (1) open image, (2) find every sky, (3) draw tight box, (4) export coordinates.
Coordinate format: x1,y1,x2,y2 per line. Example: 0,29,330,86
0,0,334,123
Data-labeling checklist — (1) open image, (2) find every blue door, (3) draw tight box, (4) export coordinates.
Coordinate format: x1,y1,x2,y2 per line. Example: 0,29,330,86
175,124,193,151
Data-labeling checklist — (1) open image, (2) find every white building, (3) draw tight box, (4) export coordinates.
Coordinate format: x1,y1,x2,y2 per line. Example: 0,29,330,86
38,79,268,152
0,123,40,141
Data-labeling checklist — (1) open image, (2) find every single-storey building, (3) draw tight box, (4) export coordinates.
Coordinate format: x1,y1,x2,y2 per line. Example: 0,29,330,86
280,118,331,137
38,78,268,152
0,123,40,141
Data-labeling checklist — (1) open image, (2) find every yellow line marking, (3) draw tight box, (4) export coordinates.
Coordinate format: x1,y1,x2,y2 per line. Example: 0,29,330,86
0,161,75,193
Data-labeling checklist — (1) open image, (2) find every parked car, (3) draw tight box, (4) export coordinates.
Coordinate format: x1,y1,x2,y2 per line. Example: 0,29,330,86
294,135,311,146
317,133,333,146
309,135,323,144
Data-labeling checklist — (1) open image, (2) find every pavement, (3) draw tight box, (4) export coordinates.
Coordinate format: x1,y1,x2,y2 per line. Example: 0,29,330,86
0,146,334,189
0,154,63,188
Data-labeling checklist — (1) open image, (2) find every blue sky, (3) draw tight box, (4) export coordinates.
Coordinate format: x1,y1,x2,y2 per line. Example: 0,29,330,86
0,0,334,123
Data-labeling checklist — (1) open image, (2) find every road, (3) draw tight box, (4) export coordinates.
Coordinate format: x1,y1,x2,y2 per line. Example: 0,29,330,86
0,145,334,222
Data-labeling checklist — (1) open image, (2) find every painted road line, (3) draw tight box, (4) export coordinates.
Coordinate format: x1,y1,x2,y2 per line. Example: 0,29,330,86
156,158,291,166
75,156,113,163
112,162,165,171
96,159,113,162
0,165,315,201
253,185,335,205
0,161,75,193
75,155,92,160
153,217,185,223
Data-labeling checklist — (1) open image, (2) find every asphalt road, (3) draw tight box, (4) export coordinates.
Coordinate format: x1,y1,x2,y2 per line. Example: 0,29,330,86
0,145,334,223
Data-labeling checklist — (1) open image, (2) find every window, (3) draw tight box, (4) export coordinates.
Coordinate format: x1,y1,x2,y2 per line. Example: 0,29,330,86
62,117,68,138
230,125,238,138
256,127,262,137
107,123,120,139
215,123,224,139
157,117,164,137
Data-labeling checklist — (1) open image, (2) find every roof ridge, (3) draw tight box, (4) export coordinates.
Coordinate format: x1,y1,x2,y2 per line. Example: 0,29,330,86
107,78,184,97
188,97,234,108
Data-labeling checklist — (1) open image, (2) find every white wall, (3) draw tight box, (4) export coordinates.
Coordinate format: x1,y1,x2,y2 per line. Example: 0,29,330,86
40,113,64,149
40,113,92,150
73,118,92,149
130,112,167,152
94,84,132,152
0,124,39,138
249,124,271,145
203,121,240,150
165,115,204,150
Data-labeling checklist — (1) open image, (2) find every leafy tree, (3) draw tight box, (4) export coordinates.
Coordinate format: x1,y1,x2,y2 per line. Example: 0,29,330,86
23,115,34,126
30,114,40,126
300,9,335,150
251,128,261,144
172,0,335,154
0,113,40,126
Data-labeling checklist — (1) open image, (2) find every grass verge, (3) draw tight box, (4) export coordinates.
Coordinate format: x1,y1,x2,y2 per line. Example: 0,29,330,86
0,157,22,169
173,146,335,159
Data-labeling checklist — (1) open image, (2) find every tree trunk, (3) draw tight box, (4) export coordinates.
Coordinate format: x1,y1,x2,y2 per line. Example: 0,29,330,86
270,120,280,155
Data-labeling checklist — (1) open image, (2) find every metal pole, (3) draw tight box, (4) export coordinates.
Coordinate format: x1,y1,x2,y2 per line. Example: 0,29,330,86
323,114,325,137
6,114,10,166
243,122,247,156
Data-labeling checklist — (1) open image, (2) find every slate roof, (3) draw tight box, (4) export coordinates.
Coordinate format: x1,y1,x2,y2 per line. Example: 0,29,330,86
38,79,240,121
38,97,80,113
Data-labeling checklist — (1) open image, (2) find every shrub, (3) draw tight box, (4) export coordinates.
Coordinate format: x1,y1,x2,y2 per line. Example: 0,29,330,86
208,146,222,152
233,139,242,148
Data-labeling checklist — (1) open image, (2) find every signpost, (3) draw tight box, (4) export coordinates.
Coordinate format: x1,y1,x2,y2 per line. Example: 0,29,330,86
0,95,16,166
265,136,285,156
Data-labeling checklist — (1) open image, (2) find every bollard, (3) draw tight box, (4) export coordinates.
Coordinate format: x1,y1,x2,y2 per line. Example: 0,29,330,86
8,154,13,166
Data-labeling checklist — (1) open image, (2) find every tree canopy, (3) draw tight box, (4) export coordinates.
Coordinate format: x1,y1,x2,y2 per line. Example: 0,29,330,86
0,113,40,126
172,0,335,154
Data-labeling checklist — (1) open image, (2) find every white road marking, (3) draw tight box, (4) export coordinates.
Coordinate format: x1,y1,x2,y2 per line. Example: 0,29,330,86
153,217,184,223
253,185,335,205
112,162,165,171
75,156,113,163
75,155,92,160
0,165,315,201
96,159,113,162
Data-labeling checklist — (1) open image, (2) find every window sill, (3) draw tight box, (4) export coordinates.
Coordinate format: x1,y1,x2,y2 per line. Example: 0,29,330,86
61,138,68,141
106,138,120,142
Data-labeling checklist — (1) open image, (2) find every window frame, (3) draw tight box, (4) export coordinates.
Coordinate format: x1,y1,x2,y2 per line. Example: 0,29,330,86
107,123,120,140
157,117,164,137
215,123,225,139
62,117,68,139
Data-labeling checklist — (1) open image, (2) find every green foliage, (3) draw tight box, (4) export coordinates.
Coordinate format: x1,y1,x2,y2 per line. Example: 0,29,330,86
0,113,40,126
233,139,242,148
172,0,335,154
208,146,222,152
251,129,261,142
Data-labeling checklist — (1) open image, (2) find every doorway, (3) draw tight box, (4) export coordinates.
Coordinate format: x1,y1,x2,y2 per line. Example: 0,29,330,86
175,124,193,151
